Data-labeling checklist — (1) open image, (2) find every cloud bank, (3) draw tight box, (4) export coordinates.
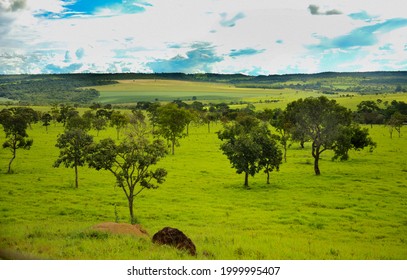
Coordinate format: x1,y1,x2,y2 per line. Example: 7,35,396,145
0,0,406,74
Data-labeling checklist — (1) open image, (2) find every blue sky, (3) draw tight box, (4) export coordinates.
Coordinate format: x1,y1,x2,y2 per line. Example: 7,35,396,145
1,0,407,75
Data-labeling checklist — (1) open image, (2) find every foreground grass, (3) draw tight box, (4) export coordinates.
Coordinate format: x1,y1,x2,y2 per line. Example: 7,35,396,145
0,117,406,259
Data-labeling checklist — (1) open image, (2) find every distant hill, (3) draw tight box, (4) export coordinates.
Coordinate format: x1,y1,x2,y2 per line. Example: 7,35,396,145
0,71,406,105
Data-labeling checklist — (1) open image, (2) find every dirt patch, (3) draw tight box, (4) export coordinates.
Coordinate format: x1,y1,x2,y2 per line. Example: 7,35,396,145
91,222,149,237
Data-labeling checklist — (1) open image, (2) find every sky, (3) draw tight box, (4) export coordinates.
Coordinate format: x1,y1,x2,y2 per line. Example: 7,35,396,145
1,0,407,75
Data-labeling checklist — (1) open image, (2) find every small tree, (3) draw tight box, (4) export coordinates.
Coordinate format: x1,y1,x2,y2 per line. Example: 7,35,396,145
92,116,108,136
65,114,92,132
156,103,191,155
388,112,405,138
53,129,93,188
87,135,168,224
257,130,283,184
146,102,161,134
0,108,33,173
41,113,52,131
333,124,376,161
110,111,129,140
218,115,282,187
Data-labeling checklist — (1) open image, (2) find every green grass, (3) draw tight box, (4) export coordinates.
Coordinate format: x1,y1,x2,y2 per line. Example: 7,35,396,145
1,116,406,259
1,80,407,259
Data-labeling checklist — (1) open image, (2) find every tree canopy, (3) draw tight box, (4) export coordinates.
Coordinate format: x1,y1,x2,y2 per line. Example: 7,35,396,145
53,128,94,188
156,103,191,155
286,96,375,175
0,108,34,173
218,114,282,187
87,134,168,224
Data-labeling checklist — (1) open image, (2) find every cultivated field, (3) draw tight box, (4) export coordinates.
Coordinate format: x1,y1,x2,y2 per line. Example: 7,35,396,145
1,80,407,260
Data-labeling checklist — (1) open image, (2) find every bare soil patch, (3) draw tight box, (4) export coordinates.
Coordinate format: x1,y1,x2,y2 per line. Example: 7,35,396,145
91,222,149,237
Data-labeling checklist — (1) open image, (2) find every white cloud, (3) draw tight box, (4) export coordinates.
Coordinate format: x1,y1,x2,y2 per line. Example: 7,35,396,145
1,0,406,74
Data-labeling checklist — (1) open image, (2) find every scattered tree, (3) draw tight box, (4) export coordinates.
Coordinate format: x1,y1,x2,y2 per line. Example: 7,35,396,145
156,103,191,155
286,96,375,175
87,133,168,224
41,113,52,131
0,108,34,173
146,102,161,134
218,114,282,187
53,129,93,188
110,111,129,140
388,112,405,138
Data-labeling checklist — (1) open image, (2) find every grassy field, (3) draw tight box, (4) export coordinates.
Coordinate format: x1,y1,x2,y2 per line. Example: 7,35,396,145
93,79,312,105
93,79,407,111
1,80,407,260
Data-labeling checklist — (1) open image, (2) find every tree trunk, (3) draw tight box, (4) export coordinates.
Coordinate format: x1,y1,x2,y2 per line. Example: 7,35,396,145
171,140,175,155
74,164,79,188
314,155,321,175
266,171,270,184
207,121,211,133
244,172,249,188
312,142,321,176
7,149,16,174
128,197,135,224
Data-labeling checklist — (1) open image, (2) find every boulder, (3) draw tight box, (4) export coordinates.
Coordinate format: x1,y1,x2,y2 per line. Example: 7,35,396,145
152,227,196,256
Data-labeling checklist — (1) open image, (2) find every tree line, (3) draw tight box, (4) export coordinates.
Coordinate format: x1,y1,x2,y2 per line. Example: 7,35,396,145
1,97,406,223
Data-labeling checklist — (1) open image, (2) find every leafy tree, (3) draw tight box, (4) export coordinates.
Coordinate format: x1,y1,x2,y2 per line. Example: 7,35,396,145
92,116,108,136
89,102,102,110
286,96,375,175
135,101,152,110
256,127,283,184
50,103,60,126
190,101,205,112
356,100,383,127
388,112,405,138
41,113,52,131
58,104,77,126
87,134,168,224
12,107,39,129
217,115,282,187
156,103,191,155
66,114,92,131
110,111,129,140
265,108,292,162
53,129,93,188
332,124,376,161
82,110,95,128
96,108,113,120
0,108,34,173
383,100,407,121
146,102,161,134
202,111,219,133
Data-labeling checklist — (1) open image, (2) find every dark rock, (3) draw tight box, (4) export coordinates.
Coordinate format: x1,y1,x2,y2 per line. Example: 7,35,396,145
152,227,196,256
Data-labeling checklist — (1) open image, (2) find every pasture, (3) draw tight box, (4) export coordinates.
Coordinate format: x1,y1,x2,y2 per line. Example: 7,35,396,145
0,80,407,260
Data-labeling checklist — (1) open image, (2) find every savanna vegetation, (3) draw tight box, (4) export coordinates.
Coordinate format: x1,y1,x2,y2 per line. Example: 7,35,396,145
0,72,406,260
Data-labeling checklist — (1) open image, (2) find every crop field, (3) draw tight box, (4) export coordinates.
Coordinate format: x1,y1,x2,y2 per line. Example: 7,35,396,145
93,79,312,105
1,80,407,260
